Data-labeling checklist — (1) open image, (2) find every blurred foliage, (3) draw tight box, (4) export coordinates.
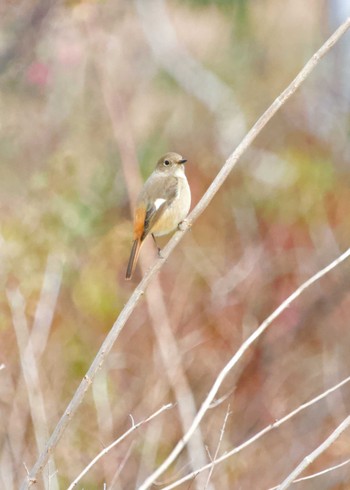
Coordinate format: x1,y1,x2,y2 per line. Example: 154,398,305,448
1,0,350,489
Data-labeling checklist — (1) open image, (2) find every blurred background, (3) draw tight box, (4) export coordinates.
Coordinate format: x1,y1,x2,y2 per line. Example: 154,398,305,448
1,0,350,488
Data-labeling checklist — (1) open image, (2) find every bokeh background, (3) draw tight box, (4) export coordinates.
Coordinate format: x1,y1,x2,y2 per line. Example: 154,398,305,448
1,0,350,489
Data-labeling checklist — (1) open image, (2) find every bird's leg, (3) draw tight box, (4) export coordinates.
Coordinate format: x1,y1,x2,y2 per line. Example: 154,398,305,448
152,234,163,257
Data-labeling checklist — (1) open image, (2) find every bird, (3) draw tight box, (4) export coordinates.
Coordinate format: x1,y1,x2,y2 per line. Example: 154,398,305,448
125,152,191,280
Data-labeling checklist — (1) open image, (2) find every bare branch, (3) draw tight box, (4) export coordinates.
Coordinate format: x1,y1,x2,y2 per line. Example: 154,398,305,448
67,404,174,490
20,16,350,489
276,415,350,490
160,374,350,489
293,458,350,482
204,405,231,489
268,457,350,489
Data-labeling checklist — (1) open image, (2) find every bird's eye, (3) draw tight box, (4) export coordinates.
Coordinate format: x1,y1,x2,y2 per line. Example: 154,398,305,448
164,160,170,166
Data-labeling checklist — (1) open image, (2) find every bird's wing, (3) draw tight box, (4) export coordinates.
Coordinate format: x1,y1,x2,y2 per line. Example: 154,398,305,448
140,175,178,240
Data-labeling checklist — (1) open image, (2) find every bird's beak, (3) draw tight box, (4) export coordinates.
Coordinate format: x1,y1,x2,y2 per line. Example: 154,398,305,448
178,159,187,164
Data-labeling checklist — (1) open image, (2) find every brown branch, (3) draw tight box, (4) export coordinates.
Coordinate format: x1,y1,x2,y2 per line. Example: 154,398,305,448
20,16,350,489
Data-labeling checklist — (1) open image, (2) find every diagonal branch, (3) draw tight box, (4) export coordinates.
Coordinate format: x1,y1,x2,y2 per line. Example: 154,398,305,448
67,403,174,490
276,414,350,490
20,16,350,489
267,457,350,489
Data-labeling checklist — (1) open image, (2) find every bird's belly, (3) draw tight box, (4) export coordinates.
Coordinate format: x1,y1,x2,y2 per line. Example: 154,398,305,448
152,181,191,237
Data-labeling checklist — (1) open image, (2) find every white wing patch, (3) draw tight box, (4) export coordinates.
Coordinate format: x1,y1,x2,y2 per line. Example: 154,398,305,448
154,198,166,209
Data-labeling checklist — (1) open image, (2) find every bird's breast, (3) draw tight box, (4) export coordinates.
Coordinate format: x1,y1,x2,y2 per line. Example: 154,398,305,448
152,177,191,237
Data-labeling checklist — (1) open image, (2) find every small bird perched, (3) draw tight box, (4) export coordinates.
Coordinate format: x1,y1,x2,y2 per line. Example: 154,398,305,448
126,152,191,280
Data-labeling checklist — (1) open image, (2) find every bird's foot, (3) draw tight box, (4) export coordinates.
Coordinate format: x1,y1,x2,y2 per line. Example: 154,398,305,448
178,219,191,232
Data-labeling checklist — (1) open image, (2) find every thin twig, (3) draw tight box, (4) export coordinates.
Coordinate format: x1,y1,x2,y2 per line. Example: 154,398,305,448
67,403,173,490
160,374,350,490
204,405,231,489
107,442,135,490
21,16,350,489
276,415,350,490
268,457,350,489
293,457,350,482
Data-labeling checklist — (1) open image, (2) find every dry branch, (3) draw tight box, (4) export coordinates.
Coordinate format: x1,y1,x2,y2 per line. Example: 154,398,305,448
276,415,350,490
20,16,350,489
268,457,350,489
67,404,173,489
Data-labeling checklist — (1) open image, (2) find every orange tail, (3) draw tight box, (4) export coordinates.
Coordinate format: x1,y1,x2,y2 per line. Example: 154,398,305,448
125,239,142,280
